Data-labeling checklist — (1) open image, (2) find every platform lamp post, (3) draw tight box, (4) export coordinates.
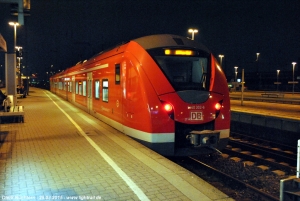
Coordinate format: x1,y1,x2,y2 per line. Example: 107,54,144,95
7,22,20,106
292,62,297,95
277,70,280,91
255,53,261,90
234,66,238,82
9,22,19,51
219,55,225,76
218,55,224,66
256,53,260,61
188,29,198,40
16,46,22,86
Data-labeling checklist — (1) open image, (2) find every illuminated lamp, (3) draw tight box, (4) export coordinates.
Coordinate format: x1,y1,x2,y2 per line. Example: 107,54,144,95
175,50,192,55
165,49,171,55
215,102,222,110
163,103,173,112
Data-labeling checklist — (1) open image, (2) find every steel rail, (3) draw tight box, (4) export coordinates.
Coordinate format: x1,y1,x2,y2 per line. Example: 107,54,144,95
189,156,280,201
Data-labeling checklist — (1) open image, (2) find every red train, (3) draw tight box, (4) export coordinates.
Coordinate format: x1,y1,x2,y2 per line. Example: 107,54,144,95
50,34,230,156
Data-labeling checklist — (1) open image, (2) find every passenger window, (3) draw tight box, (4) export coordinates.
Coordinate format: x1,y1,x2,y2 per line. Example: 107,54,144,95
67,82,70,92
115,64,120,85
102,79,108,102
83,81,87,96
95,80,100,99
75,81,79,94
69,82,72,92
79,81,82,95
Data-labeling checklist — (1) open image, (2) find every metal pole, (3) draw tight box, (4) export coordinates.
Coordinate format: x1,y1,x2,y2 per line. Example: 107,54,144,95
277,70,280,91
241,69,244,106
6,22,18,106
297,139,300,178
293,65,295,95
292,62,296,95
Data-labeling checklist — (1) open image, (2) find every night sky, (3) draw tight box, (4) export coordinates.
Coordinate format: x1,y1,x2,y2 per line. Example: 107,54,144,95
0,0,299,81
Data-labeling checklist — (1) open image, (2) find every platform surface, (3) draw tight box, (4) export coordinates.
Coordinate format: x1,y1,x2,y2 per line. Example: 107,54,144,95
0,88,233,201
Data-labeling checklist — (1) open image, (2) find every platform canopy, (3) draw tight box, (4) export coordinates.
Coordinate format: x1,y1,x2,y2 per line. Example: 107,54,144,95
0,34,7,52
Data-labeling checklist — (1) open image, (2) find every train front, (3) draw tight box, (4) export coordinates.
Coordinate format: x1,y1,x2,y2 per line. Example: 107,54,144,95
134,35,230,156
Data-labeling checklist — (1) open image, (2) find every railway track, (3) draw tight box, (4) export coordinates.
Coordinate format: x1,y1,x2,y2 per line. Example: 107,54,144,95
171,132,298,200
228,132,296,174
188,156,280,201
171,155,281,200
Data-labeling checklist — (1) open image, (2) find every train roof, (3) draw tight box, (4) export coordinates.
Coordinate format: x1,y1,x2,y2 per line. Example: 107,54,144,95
133,34,211,53
51,34,212,76
88,34,211,61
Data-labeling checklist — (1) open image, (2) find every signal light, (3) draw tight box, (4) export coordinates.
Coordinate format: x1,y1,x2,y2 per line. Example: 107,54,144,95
215,102,222,110
163,103,173,112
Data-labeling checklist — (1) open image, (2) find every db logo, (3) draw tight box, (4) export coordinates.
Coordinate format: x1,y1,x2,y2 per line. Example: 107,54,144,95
190,112,203,120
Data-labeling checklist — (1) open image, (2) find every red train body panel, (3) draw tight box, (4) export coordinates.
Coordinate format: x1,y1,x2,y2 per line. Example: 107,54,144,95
50,34,230,156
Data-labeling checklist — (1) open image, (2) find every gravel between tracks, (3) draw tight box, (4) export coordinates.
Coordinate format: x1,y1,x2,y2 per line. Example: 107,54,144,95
178,155,294,200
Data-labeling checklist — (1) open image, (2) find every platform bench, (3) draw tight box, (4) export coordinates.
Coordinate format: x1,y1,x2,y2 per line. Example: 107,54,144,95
0,106,24,123
261,93,284,98
16,93,24,98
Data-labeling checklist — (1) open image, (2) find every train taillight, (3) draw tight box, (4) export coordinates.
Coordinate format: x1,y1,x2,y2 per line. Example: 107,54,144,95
161,102,174,119
215,102,222,110
163,103,173,112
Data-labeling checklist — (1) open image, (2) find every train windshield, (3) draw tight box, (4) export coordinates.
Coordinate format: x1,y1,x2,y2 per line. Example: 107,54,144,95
153,54,209,91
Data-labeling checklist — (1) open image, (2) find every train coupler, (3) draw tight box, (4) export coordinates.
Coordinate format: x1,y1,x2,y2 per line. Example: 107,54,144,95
187,130,220,148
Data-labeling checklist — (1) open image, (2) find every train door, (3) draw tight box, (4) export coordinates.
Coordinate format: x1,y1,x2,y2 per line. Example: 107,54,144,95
72,76,75,103
66,80,70,101
123,60,137,128
114,63,124,132
87,72,93,113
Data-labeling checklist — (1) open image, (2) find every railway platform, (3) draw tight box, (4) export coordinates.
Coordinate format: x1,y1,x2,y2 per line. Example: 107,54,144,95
230,91,300,148
230,90,300,122
0,87,232,201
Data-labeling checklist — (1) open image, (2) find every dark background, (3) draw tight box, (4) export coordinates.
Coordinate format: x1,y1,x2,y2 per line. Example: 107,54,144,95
0,0,299,90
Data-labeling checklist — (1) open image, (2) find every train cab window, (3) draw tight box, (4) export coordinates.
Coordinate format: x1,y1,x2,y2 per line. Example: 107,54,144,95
95,80,100,99
75,81,79,94
83,81,87,96
102,79,108,102
115,64,120,85
149,48,209,91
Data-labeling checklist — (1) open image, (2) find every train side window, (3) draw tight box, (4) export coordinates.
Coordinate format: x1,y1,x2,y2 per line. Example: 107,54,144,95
79,81,82,95
95,80,100,99
69,82,72,92
102,79,108,102
75,81,79,94
83,81,87,96
115,64,120,85
67,82,70,92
